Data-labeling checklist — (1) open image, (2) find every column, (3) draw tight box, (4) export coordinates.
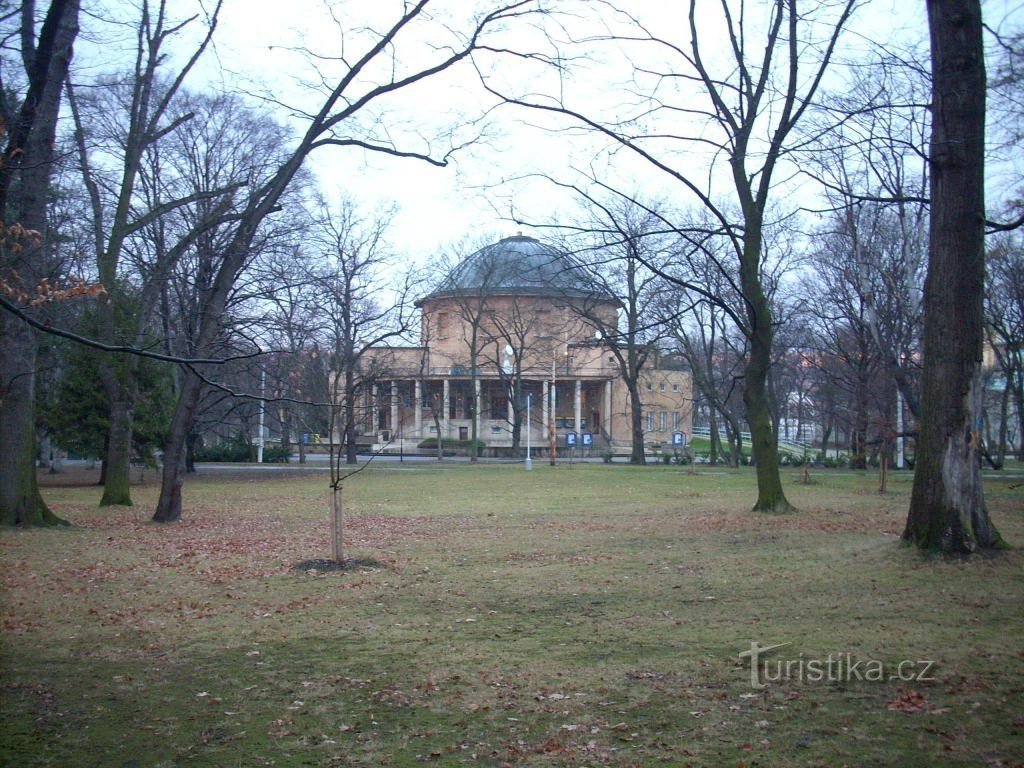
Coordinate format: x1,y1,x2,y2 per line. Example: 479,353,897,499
442,378,450,438
542,380,549,439
414,380,422,438
574,380,582,435
390,381,399,438
604,379,613,442
370,384,378,438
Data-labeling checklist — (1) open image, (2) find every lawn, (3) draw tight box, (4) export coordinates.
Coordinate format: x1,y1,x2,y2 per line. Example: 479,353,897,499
1,462,1022,767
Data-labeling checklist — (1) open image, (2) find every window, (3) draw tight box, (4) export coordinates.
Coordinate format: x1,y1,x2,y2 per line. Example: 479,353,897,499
646,381,653,392
659,382,666,393
673,411,681,430
646,412,654,431
489,393,508,419
659,412,667,431
673,383,680,393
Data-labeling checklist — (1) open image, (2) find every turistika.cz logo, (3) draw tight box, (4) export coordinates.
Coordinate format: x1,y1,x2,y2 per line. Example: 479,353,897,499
738,642,937,689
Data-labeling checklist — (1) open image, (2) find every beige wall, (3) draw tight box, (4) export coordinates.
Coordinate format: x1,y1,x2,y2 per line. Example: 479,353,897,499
418,293,619,376
355,291,693,453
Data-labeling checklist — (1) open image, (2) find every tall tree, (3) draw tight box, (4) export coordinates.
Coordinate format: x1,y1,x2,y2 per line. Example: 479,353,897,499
485,0,857,511
903,0,1005,553
66,0,222,506
152,0,537,522
0,0,81,526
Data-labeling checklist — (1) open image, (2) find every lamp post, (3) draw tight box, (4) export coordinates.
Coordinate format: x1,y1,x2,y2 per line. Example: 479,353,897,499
525,393,532,470
549,354,557,465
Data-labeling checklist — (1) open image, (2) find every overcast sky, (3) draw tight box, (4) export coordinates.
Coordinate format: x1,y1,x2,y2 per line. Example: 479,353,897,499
71,0,1021,265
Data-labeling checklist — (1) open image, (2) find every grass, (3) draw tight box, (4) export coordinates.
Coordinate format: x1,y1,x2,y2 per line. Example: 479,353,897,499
2,462,1022,767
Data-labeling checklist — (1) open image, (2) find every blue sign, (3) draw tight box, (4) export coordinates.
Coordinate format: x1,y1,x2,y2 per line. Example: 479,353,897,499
581,432,593,446
672,432,687,447
566,432,578,447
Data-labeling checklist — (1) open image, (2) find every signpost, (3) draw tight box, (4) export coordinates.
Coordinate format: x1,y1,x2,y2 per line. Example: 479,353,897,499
672,432,687,464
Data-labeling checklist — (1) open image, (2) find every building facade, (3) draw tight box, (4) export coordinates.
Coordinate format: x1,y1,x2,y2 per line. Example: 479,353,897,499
358,235,691,456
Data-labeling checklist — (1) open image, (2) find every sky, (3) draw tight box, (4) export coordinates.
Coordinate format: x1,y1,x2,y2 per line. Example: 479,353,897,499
71,0,1022,267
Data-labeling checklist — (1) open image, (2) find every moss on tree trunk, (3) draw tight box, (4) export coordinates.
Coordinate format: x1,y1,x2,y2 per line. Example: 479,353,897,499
904,0,1005,553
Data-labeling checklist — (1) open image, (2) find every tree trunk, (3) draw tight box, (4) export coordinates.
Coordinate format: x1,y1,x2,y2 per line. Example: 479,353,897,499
994,383,1009,468
154,370,204,522
1011,365,1024,461
0,0,79,526
740,240,792,512
851,365,870,470
725,411,743,468
708,409,720,465
344,371,358,465
185,431,197,474
99,392,134,506
627,381,646,464
904,0,1004,552
0,318,66,526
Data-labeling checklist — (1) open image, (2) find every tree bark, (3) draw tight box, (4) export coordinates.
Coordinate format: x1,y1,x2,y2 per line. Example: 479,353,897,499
627,380,646,464
0,0,80,526
904,0,1004,552
740,232,792,512
153,369,203,522
0,316,66,526
99,392,134,506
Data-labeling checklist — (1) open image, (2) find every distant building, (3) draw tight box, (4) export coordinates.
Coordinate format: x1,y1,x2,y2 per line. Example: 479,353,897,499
358,235,691,456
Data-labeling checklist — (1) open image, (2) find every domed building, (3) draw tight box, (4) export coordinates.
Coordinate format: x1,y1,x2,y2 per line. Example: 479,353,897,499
359,234,691,457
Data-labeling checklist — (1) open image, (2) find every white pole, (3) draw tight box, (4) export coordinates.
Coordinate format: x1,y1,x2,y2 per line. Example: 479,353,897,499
257,367,266,463
525,393,533,470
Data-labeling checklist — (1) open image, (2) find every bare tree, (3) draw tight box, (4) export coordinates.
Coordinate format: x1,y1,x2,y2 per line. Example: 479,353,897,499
554,191,677,464
428,235,507,461
482,0,857,511
310,198,411,465
985,234,1024,463
65,0,223,506
903,0,1005,553
806,55,931,420
152,1,538,522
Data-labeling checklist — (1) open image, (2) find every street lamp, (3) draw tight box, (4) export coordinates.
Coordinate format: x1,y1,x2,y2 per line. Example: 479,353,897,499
525,392,532,471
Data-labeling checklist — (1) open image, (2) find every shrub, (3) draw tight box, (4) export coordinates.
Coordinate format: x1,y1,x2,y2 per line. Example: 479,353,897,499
194,432,252,462
417,437,486,453
262,445,292,463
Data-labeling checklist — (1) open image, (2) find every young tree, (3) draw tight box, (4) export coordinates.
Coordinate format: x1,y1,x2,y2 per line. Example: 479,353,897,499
0,0,81,526
903,0,1005,553
310,198,411,465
